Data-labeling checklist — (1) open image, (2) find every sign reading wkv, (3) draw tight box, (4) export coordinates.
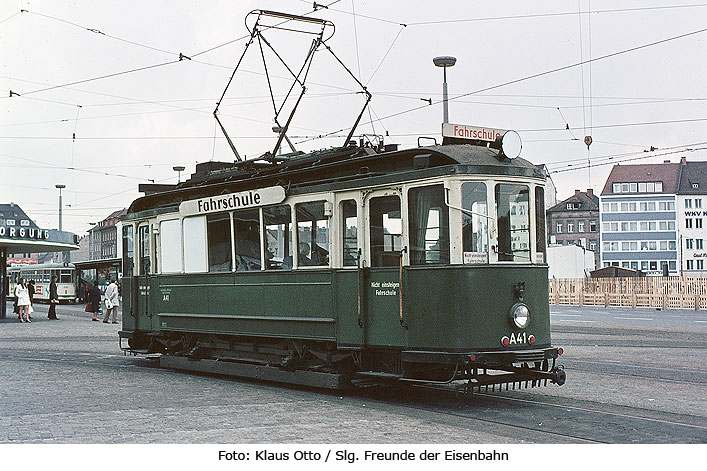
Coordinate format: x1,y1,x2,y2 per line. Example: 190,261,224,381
179,185,286,217
442,123,507,142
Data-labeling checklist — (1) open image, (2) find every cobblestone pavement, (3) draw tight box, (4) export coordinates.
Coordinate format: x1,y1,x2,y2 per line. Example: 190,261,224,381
2,303,705,444
0,304,516,444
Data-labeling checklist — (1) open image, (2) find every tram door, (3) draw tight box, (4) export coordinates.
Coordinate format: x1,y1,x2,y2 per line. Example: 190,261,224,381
362,189,408,348
135,224,153,332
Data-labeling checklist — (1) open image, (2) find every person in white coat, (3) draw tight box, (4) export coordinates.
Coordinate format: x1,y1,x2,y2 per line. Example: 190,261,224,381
15,278,31,323
102,278,120,324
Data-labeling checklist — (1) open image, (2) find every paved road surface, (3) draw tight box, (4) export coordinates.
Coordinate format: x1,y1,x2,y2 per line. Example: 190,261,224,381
1,303,705,444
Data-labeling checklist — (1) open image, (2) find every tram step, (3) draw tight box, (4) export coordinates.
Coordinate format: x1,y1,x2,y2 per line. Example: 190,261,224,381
159,355,347,389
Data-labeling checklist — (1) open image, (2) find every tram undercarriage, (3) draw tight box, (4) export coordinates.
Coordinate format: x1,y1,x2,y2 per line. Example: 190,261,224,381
119,330,565,392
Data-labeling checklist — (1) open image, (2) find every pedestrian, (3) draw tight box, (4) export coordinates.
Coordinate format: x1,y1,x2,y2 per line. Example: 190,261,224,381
103,278,120,324
48,275,59,320
27,279,35,320
14,278,31,323
89,280,102,322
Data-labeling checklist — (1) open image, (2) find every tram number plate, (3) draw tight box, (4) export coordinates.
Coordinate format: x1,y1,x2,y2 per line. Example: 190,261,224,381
508,332,529,345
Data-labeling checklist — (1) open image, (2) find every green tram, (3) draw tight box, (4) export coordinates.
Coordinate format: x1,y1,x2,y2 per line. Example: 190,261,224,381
119,129,566,391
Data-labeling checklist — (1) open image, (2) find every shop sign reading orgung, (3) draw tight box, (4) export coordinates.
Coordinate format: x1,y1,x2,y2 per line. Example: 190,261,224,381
179,186,286,217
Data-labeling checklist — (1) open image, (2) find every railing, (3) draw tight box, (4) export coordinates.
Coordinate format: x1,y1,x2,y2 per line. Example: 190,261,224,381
549,276,707,310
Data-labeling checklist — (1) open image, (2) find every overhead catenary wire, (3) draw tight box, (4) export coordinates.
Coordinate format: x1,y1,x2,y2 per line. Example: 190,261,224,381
544,140,707,167
21,9,178,56
296,24,707,145
3,116,707,142
19,60,182,96
0,152,157,182
550,146,707,174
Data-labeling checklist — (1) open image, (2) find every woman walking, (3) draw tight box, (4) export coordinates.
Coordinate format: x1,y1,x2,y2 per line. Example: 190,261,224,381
89,280,102,321
14,278,31,323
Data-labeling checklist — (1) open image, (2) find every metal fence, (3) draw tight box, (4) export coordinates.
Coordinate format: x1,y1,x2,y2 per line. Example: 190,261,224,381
549,276,707,310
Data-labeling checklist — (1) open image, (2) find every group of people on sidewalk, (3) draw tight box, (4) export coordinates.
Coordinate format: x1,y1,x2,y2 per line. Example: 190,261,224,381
13,277,119,324
86,279,120,323
13,276,59,322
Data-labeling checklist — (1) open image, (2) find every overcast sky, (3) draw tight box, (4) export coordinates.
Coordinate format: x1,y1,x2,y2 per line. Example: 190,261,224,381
2,0,706,235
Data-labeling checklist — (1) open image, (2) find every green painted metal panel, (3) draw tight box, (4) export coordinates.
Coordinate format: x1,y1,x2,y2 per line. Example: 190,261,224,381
403,265,550,351
150,270,337,341
125,265,550,354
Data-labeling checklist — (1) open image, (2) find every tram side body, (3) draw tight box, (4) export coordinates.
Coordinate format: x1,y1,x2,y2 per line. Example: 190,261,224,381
121,264,551,355
118,145,564,388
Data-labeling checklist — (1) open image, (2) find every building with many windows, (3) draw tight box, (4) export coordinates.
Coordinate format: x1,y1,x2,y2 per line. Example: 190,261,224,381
88,208,126,261
676,157,707,276
600,162,680,274
546,189,600,267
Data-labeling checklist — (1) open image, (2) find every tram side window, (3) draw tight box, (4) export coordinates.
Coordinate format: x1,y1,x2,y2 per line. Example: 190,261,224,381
234,209,261,271
263,205,293,270
207,213,232,272
495,184,530,262
122,225,134,275
183,216,208,273
462,182,489,263
138,225,150,274
296,201,330,267
369,195,402,267
160,219,182,273
341,200,358,266
408,185,449,265
535,187,546,263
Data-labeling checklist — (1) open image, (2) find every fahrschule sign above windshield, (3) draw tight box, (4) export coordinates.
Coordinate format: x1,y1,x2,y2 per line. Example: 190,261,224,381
179,185,286,217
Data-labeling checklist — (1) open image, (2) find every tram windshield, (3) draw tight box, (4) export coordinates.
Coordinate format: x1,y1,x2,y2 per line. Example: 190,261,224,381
462,182,489,264
408,185,449,265
495,183,530,262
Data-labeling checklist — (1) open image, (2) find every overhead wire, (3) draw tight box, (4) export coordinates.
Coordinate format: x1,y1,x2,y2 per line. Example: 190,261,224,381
21,9,178,56
350,0,375,135
0,152,157,182
296,24,707,144
550,146,707,174
544,140,707,168
314,3,707,27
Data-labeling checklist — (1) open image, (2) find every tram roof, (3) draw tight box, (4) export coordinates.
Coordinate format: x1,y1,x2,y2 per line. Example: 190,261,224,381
126,143,544,216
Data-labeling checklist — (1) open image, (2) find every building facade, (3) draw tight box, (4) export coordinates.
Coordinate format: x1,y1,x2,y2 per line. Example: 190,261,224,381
676,158,707,276
546,189,600,267
599,162,679,274
88,208,126,261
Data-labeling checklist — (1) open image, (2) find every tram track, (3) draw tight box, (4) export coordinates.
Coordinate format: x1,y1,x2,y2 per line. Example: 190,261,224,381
4,346,706,443
559,358,707,384
351,382,707,443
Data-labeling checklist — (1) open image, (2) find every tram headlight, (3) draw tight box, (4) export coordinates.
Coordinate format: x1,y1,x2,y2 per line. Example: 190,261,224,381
509,303,530,329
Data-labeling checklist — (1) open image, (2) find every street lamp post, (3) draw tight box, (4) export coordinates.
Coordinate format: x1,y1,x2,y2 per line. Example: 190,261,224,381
56,184,66,263
173,166,186,184
433,56,457,124
55,184,66,231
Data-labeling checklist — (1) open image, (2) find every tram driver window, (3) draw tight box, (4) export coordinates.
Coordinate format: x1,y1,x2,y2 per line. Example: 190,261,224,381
369,195,402,267
341,200,358,266
138,225,150,274
461,182,489,263
263,205,293,269
495,184,530,262
296,201,330,267
408,185,449,265
122,225,134,275
234,209,261,271
207,213,232,272
535,187,546,263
